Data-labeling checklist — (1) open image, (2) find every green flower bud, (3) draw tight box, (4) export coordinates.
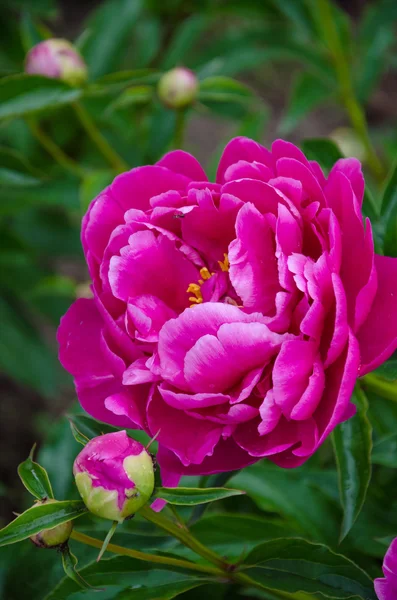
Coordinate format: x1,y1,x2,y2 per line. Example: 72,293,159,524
73,431,155,523
30,499,73,549
157,67,198,109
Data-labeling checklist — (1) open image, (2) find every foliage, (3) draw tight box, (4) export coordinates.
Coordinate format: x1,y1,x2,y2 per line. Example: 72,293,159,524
1,0,397,599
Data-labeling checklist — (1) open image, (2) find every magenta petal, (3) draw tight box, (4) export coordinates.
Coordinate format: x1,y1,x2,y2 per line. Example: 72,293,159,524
358,254,397,375
159,384,230,409
328,157,364,206
316,331,360,444
272,340,319,418
216,137,275,183
184,321,285,393
126,295,176,342
229,202,280,314
111,166,190,212
82,191,124,262
147,387,222,466
156,439,255,476
123,357,160,385
224,160,273,182
156,150,207,181
374,578,395,600
109,231,198,311
157,303,265,388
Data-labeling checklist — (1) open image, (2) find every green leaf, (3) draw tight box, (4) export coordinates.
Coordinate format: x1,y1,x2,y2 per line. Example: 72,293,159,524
198,76,255,105
80,169,114,213
381,161,397,257
190,513,295,560
161,15,209,70
20,11,52,52
231,462,341,546
0,75,81,121
281,72,331,134
68,414,153,448
81,0,143,79
301,138,343,172
68,420,89,446
0,500,87,547
44,555,203,600
17,447,54,500
115,579,207,600
61,545,93,591
0,296,63,396
106,86,154,114
243,538,376,599
153,486,244,506
380,160,397,216
332,388,372,541
374,358,397,382
372,434,397,468
87,69,160,96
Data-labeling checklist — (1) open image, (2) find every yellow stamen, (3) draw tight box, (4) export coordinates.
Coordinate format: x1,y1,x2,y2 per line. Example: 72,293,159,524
199,267,213,281
218,253,229,272
187,283,203,305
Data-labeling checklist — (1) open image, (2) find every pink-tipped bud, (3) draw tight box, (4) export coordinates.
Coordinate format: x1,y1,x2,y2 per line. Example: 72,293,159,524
25,39,88,86
73,431,155,523
157,67,198,109
30,499,73,549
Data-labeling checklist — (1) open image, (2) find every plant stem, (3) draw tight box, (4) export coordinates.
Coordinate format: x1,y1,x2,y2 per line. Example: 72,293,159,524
70,530,222,577
139,505,228,570
316,0,386,185
71,530,299,599
73,101,128,173
361,373,397,402
173,109,186,149
27,119,85,178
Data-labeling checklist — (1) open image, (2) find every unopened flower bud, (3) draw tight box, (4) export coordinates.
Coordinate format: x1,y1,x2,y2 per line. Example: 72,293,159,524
157,67,198,109
30,499,73,549
25,39,88,87
73,431,155,522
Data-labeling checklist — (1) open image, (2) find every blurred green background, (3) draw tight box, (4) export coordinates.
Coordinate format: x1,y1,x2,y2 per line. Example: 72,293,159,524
1,0,397,597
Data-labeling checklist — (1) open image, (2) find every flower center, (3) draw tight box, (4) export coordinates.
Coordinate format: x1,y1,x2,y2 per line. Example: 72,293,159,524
186,254,230,306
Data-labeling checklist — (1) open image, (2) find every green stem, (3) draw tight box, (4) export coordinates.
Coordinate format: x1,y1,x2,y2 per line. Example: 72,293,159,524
73,101,128,173
139,505,227,570
361,373,397,402
27,119,85,178
316,0,386,185
71,530,298,599
70,530,222,577
173,109,186,149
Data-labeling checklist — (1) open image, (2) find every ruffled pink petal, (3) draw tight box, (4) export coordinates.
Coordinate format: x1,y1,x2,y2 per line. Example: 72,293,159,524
182,187,242,263
223,160,273,182
276,157,325,205
82,191,124,262
147,387,222,466
156,439,256,476
126,295,176,343
229,202,280,314
328,157,364,206
111,166,190,212
156,150,208,181
184,321,285,394
159,383,230,409
222,178,283,216
315,330,360,444
109,231,198,311
358,254,397,375
216,137,275,184
157,303,265,388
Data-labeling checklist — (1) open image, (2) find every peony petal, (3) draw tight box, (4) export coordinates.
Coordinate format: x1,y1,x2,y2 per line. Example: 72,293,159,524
111,166,190,212
216,137,275,183
147,387,222,466
328,157,364,206
156,150,208,181
229,202,280,314
358,254,397,375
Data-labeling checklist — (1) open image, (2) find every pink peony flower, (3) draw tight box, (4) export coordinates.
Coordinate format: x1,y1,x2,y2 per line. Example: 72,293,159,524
58,137,397,489
375,538,397,599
